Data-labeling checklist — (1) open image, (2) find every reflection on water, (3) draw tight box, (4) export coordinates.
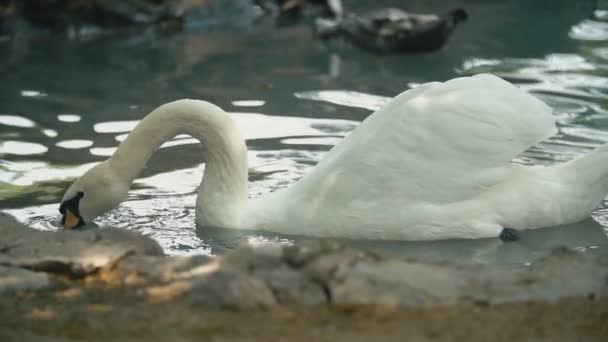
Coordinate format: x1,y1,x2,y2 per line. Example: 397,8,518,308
0,141,48,155
55,139,93,149
2,0,608,262
57,114,81,123
231,100,266,107
0,115,36,128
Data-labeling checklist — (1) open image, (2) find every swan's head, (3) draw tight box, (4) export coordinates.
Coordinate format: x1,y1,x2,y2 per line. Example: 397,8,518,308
59,161,128,229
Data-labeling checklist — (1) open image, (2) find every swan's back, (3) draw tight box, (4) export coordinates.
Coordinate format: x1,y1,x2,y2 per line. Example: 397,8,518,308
258,74,556,238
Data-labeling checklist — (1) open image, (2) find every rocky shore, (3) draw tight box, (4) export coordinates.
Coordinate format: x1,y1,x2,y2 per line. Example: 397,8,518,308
1,212,607,340
0,0,326,37
0,0,269,37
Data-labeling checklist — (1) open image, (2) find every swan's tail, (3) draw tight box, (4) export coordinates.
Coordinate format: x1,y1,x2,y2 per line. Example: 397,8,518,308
560,143,608,183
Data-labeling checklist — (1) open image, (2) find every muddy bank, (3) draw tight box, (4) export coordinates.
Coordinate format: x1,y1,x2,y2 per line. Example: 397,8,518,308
0,289,606,342
1,212,607,340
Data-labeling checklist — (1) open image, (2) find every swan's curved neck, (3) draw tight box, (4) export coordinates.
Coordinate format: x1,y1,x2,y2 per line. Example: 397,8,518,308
108,99,249,228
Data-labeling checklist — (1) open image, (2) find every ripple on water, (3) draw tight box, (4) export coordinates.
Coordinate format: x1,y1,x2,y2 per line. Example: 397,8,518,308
0,115,36,128
20,90,47,98
4,204,61,232
570,19,608,41
94,120,138,134
57,114,82,123
281,136,344,146
0,141,48,155
96,114,359,154
231,100,265,107
56,140,94,149
95,198,213,255
295,90,390,111
89,147,117,157
42,129,58,137
1,161,96,186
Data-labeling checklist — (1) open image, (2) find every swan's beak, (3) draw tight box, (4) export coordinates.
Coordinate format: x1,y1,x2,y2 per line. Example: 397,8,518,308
62,208,84,229
59,191,85,229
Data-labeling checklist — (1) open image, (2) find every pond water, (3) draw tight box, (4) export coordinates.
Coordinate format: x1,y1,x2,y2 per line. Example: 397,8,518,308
2,0,608,264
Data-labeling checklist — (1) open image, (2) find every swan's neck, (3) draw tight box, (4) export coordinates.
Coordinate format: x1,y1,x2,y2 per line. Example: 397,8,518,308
108,100,249,228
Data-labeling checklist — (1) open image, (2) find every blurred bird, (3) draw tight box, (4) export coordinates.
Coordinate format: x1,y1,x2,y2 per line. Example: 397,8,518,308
315,7,468,53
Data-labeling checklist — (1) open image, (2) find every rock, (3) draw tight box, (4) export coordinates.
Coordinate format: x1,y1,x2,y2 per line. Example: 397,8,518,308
0,266,52,293
283,239,348,267
302,249,373,285
119,241,608,309
109,244,284,309
182,270,277,309
107,254,215,285
330,260,471,306
505,247,608,301
0,212,163,278
221,242,285,273
2,213,608,310
325,248,608,307
255,265,327,305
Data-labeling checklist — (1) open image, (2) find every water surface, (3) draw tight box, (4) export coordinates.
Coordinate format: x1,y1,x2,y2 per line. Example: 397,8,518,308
2,0,607,264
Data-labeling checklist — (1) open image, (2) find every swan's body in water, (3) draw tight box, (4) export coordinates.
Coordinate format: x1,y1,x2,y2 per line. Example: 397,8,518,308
60,74,608,240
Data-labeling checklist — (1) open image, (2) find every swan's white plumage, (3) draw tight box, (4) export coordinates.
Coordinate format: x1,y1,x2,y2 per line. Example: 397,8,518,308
61,74,608,241
250,74,560,239
278,75,556,202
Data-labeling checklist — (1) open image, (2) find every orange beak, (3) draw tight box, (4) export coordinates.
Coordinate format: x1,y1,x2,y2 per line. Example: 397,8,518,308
63,208,82,229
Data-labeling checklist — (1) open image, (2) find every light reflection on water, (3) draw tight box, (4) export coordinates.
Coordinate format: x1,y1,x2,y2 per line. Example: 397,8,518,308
0,141,48,155
0,115,36,128
55,139,93,149
57,114,81,123
2,0,608,263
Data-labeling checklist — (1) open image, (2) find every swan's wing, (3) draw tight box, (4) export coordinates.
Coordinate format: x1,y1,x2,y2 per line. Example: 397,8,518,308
286,74,556,204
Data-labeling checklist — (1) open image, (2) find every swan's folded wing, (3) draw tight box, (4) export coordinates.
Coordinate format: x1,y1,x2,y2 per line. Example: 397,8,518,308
288,74,557,205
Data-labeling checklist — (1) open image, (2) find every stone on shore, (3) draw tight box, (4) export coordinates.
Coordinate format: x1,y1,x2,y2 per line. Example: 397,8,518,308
1,212,608,310
0,212,162,280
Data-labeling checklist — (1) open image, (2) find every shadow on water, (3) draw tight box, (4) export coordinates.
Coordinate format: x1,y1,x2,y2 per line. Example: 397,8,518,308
2,0,608,264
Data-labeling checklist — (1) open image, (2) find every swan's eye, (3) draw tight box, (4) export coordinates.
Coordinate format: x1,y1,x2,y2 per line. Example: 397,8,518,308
59,191,85,229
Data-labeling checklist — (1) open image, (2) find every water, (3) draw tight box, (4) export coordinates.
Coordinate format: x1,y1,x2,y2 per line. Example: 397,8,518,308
1,0,608,264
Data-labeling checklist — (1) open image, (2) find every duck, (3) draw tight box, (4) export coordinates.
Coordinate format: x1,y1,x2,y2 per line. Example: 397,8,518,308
315,7,468,53
59,74,608,242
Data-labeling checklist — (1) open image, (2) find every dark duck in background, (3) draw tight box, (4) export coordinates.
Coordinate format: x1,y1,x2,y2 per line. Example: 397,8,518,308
315,7,468,53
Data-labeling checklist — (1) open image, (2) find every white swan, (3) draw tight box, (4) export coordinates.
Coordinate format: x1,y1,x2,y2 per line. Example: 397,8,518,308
59,74,608,240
